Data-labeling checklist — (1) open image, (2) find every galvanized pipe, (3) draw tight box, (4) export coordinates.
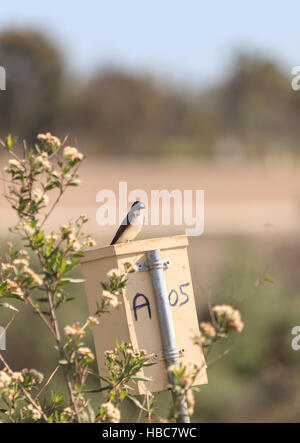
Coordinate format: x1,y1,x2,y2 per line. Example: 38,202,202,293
147,249,190,424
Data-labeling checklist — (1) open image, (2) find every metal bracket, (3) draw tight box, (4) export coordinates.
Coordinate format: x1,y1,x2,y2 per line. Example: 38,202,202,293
136,260,171,272
148,348,185,363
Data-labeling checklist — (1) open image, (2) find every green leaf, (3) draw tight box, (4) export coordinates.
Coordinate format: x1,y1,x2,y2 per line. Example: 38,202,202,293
35,230,44,243
61,278,85,284
83,386,110,394
120,390,128,401
45,183,58,191
89,372,111,384
71,252,84,258
0,302,19,312
0,281,8,295
141,361,156,367
0,292,24,301
6,134,18,149
130,375,152,382
264,276,275,284
59,257,66,276
62,260,80,275
127,394,148,412
87,401,95,423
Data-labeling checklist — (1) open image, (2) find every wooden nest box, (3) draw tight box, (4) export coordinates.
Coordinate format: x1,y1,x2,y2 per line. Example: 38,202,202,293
81,235,207,395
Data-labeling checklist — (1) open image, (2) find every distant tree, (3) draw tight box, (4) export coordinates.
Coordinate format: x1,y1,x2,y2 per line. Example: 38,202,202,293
1,35,298,158
80,68,191,155
0,30,63,141
217,53,292,153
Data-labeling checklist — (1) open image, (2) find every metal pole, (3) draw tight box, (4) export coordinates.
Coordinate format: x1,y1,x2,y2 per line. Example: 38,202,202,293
147,249,190,424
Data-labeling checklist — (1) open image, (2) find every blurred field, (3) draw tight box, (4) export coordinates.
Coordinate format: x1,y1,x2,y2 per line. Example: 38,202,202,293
1,156,300,238
1,158,300,422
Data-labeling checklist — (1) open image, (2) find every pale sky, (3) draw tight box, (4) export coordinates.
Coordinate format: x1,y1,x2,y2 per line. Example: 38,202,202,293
0,1,298,85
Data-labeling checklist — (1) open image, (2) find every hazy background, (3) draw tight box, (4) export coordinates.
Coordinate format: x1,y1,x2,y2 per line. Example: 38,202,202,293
1,1,300,423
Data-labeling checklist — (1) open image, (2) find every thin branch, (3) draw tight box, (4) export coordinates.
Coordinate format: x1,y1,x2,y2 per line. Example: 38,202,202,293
40,188,64,229
137,394,146,422
35,365,60,400
26,296,56,339
22,139,27,159
207,345,233,367
4,312,18,333
40,161,82,229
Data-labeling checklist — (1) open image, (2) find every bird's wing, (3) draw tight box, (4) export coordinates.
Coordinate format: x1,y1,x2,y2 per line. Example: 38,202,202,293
110,214,129,245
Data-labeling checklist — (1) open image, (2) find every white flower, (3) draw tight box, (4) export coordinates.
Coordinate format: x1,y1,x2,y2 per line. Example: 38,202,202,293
88,316,99,325
6,388,15,401
102,290,119,308
104,350,115,359
63,146,83,161
19,249,29,258
167,364,178,374
32,188,42,201
7,159,23,170
0,371,11,389
213,304,234,316
19,221,35,235
213,305,244,333
5,279,24,298
102,402,121,423
25,268,43,286
29,369,44,384
27,404,42,421
70,178,82,185
1,263,16,272
36,152,51,170
81,213,88,222
61,224,74,236
52,170,60,178
186,390,195,416
199,322,216,338
64,323,85,338
13,258,29,268
83,237,96,248
11,371,24,383
32,189,49,206
45,233,58,242
70,239,81,251
62,407,74,419
78,347,94,360
107,268,122,278
126,348,134,356
37,132,61,147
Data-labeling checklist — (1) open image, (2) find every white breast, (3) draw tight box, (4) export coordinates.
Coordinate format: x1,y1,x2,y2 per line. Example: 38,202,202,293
115,213,144,243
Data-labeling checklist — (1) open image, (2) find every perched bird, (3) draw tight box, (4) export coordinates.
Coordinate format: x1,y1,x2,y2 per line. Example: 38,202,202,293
110,201,145,245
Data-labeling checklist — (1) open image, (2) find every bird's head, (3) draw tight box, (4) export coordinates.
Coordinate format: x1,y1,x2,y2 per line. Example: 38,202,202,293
130,201,145,216
131,201,145,209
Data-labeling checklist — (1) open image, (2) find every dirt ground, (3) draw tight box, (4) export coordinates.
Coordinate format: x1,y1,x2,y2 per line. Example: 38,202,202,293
1,157,300,245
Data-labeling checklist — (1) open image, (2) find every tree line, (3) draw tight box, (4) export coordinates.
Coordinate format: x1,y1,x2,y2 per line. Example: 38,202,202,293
0,29,298,157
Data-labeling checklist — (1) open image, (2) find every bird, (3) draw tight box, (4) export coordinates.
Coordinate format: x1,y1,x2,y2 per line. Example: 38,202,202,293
110,201,146,245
